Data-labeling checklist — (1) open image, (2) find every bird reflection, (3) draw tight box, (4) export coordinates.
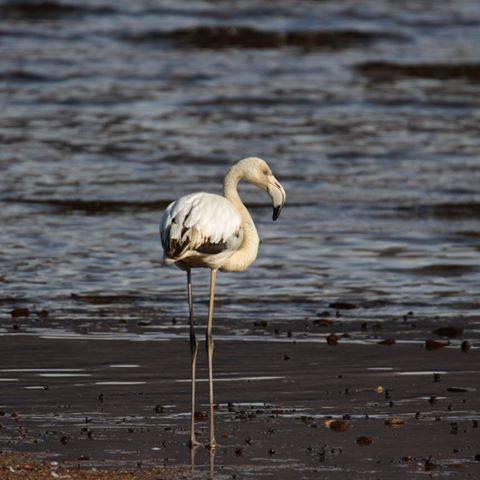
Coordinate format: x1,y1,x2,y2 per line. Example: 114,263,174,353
190,445,216,479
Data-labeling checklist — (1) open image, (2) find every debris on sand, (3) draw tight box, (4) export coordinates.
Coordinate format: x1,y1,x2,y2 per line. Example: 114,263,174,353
425,339,449,351
313,318,332,327
253,320,268,329
356,435,374,446
378,338,395,345
137,320,151,326
194,411,207,421
433,326,464,338
384,418,405,428
447,387,473,393
425,455,440,471
326,333,340,345
329,302,357,310
326,419,350,432
10,307,30,318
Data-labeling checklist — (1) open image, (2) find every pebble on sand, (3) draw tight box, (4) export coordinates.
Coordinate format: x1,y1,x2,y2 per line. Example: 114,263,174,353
10,308,30,318
326,333,340,345
326,420,350,432
356,436,374,446
425,339,449,351
384,418,405,428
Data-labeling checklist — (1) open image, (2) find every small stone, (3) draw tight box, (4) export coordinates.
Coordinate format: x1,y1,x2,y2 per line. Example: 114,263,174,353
326,333,340,345
253,320,268,329
356,435,373,446
378,338,395,345
425,339,448,351
384,418,405,428
329,302,357,310
11,307,30,318
425,456,439,471
446,387,469,393
328,420,350,432
194,411,207,421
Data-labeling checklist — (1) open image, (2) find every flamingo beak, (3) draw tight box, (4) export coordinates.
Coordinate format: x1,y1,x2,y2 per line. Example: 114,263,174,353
272,205,282,221
267,175,286,221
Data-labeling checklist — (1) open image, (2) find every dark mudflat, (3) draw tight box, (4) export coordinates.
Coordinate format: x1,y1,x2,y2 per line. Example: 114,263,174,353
0,328,479,479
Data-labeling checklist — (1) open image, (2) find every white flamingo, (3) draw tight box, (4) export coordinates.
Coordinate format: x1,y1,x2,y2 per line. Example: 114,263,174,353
159,157,286,449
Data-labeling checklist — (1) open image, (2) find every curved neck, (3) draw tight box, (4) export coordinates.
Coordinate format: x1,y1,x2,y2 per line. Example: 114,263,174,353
221,167,260,272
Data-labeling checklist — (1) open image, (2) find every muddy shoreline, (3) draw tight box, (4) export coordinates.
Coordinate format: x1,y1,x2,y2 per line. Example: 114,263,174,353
1,328,479,479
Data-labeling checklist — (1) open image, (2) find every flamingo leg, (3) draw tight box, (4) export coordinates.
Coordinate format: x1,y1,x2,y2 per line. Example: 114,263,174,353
187,269,200,448
206,268,217,449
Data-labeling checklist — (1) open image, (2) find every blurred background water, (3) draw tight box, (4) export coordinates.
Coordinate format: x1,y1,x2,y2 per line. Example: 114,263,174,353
1,0,480,333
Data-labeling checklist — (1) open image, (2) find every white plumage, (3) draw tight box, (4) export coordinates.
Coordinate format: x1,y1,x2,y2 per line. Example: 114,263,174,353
160,192,243,268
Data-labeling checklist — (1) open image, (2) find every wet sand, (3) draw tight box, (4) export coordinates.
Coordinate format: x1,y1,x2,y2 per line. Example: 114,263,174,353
1,318,479,479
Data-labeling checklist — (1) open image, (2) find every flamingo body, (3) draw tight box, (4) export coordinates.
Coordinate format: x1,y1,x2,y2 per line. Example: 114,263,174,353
160,192,243,270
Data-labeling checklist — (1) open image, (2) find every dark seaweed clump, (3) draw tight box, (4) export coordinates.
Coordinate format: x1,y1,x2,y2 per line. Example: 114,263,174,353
357,61,480,82
125,26,403,50
3,198,173,214
0,1,114,19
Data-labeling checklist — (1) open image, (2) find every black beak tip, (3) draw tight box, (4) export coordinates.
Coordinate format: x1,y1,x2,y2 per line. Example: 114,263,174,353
272,206,282,221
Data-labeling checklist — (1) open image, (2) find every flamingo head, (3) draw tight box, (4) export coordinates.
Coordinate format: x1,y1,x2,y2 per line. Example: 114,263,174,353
236,157,286,221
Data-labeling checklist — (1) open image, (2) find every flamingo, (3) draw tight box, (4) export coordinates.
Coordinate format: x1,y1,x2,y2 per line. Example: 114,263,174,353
159,157,286,449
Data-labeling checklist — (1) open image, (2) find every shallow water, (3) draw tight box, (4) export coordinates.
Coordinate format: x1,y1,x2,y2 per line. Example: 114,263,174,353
1,0,480,326
1,0,480,478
